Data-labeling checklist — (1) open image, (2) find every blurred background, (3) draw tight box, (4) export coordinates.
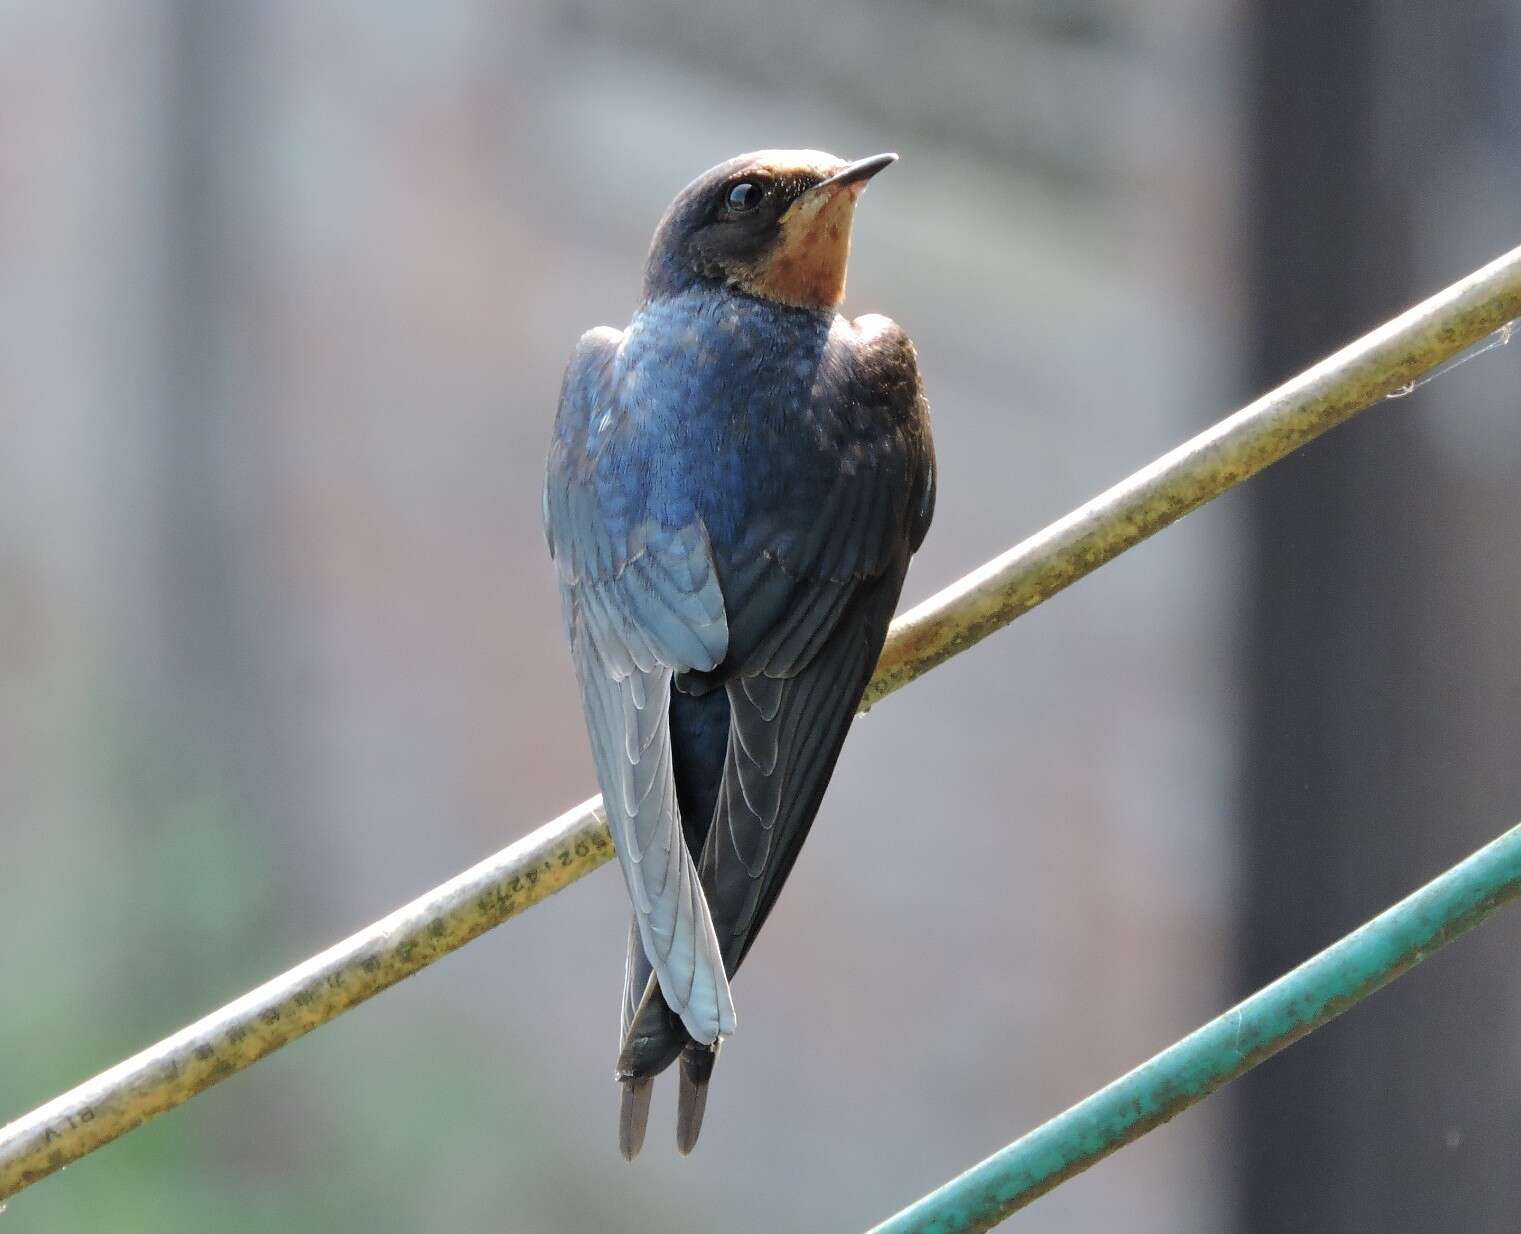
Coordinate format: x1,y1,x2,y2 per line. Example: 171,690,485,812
3,3,1519,1231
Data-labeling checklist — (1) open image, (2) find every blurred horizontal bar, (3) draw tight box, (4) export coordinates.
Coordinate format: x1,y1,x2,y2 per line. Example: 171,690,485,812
3,240,1520,1203
865,819,1521,1234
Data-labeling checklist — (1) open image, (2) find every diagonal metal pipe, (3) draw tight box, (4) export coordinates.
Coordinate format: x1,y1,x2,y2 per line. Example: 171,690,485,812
864,820,1521,1233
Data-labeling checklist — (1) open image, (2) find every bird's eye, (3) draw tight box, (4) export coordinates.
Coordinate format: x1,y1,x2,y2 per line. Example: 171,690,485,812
725,181,764,212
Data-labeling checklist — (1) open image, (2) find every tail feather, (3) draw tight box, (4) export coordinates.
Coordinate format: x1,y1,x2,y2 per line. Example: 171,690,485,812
616,953,729,1157
619,1078,653,1161
618,972,687,1080
676,1043,717,1154
618,921,682,1159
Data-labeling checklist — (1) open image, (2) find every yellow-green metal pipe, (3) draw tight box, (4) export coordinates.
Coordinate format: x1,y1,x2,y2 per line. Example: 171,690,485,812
2,242,1519,1202
864,242,1521,707
0,801,614,1199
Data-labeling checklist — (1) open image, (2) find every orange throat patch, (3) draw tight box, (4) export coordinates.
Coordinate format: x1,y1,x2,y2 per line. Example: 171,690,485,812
735,184,862,309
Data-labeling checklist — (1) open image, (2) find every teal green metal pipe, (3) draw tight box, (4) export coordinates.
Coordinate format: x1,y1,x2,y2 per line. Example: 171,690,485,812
866,821,1521,1234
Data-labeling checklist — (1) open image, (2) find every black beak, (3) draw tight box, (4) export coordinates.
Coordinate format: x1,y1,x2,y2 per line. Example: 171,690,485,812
815,152,898,193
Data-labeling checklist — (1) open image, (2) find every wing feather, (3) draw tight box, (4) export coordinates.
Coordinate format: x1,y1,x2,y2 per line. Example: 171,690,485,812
695,315,936,973
703,572,896,966
547,328,737,1044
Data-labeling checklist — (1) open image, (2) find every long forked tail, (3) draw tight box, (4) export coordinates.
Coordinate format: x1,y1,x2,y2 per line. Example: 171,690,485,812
616,917,724,1157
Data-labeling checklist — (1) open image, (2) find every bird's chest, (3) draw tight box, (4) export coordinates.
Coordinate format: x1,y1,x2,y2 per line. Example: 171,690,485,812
599,298,845,550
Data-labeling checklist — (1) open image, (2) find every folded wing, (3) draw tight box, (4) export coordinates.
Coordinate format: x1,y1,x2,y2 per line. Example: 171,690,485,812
546,328,737,1044
698,316,937,970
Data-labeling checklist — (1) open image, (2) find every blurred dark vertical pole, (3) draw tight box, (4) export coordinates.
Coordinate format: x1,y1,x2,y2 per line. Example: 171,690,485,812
159,1,243,719
156,2,281,803
1239,5,1521,1231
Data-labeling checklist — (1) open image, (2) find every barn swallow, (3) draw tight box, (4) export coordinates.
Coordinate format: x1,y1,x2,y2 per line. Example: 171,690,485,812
544,149,935,1158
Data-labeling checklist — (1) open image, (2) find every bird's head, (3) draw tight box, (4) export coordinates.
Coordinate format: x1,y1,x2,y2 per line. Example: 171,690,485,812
643,149,897,311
